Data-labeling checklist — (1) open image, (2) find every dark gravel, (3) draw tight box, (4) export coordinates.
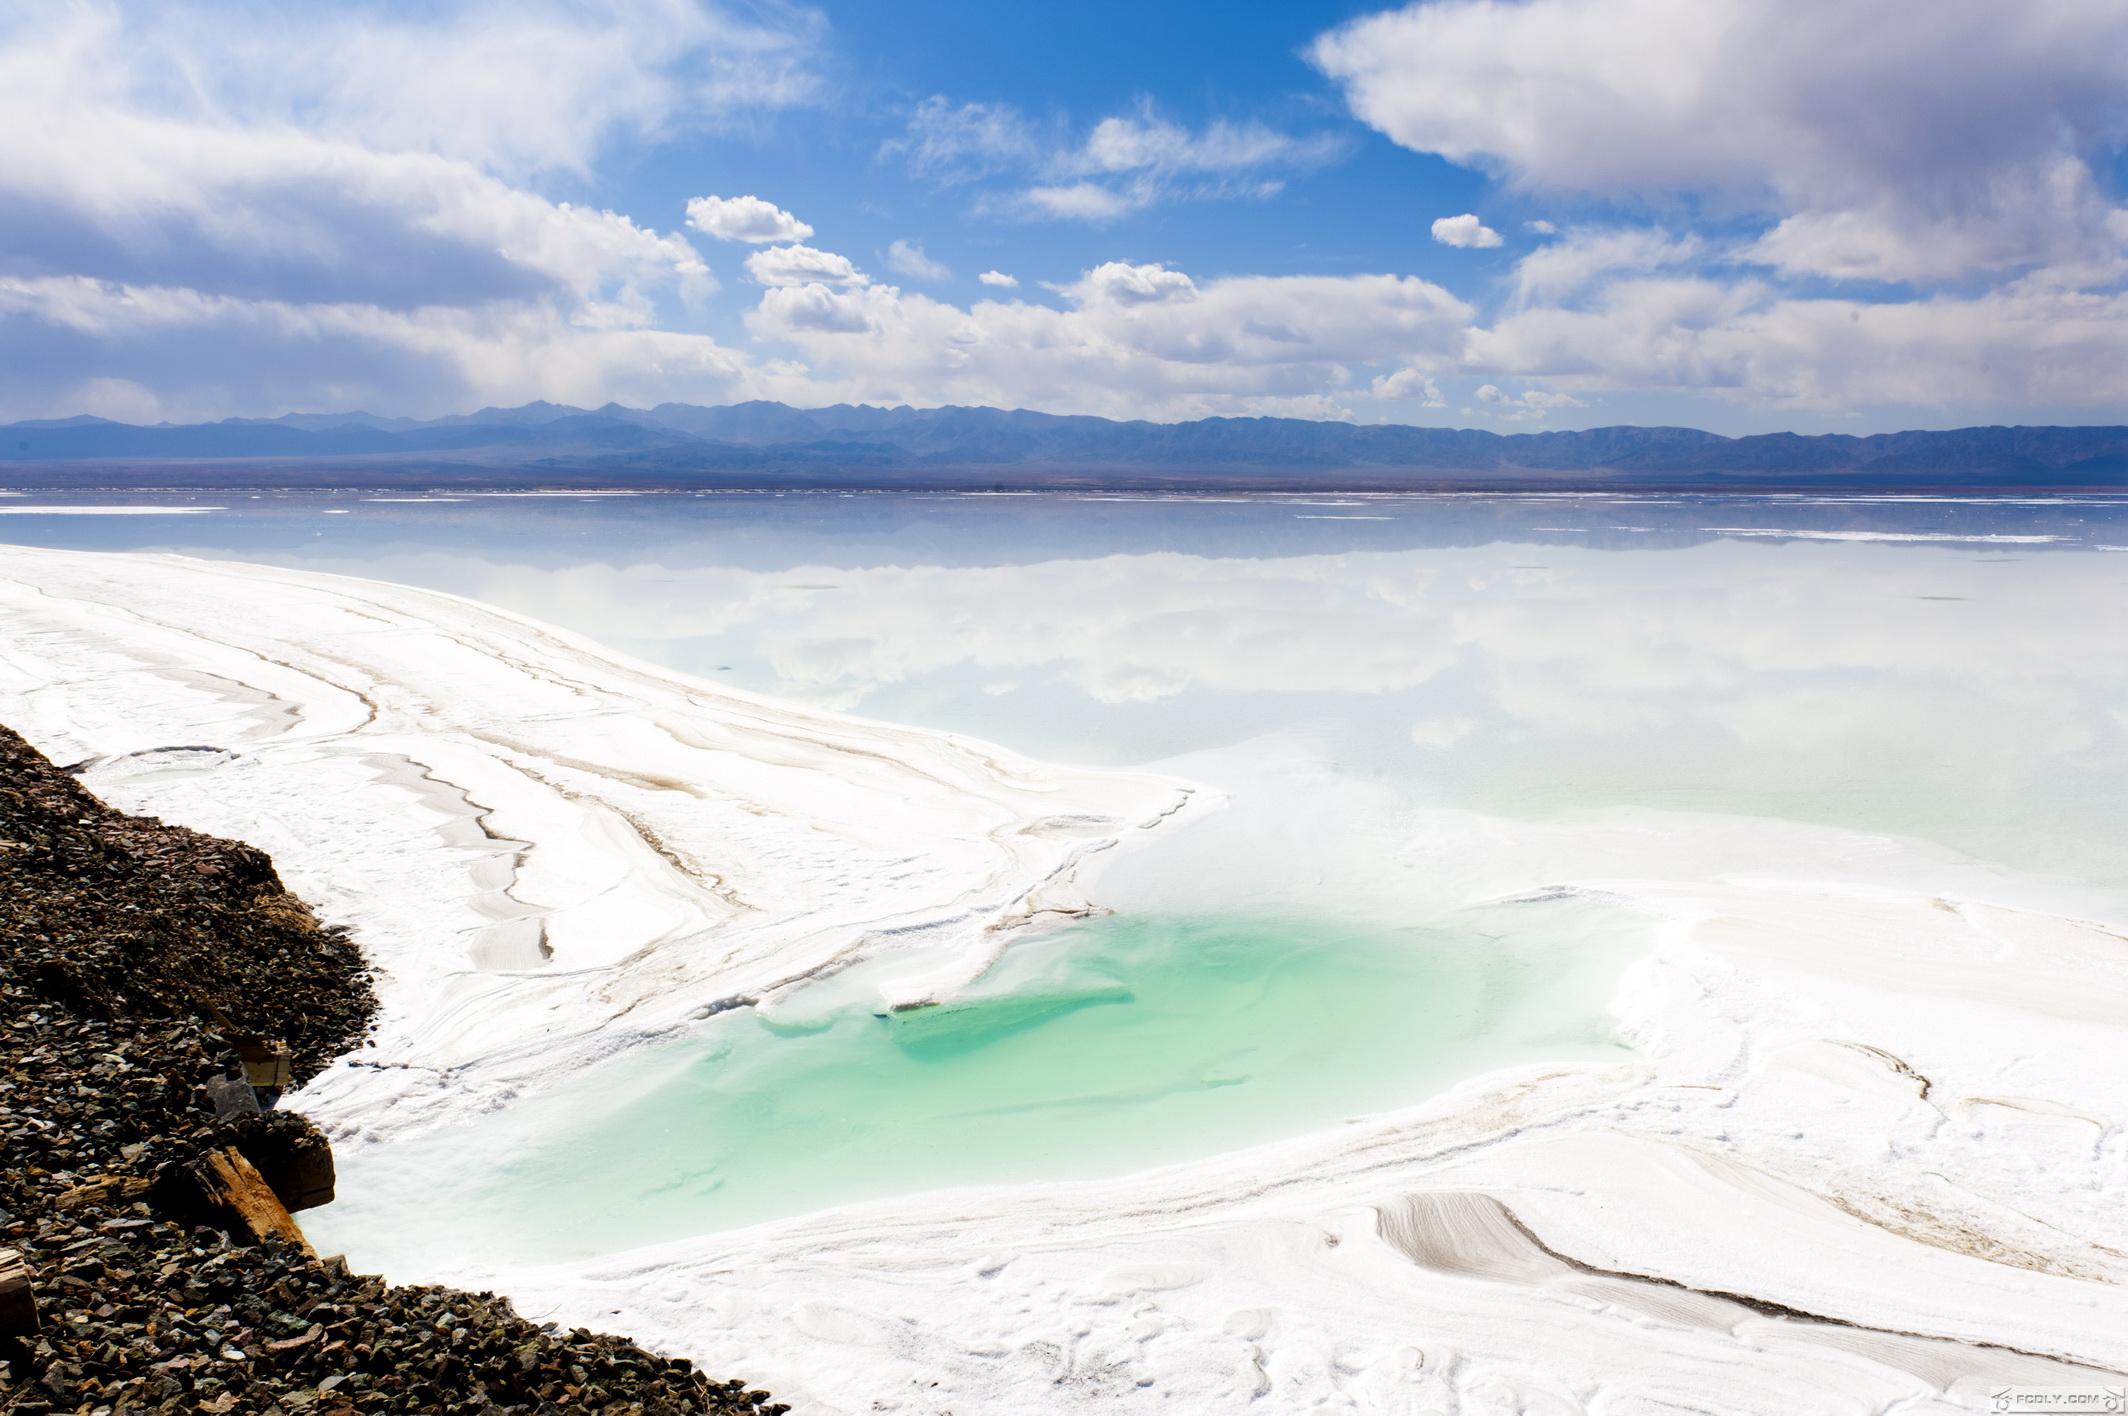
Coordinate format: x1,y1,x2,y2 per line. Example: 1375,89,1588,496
1,725,786,1414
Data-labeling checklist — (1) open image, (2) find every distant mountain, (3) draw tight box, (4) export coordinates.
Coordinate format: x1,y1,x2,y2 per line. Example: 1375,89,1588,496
4,401,2127,490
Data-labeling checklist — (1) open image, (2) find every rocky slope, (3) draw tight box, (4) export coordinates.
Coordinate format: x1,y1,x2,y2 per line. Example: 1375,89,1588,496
0,724,785,1415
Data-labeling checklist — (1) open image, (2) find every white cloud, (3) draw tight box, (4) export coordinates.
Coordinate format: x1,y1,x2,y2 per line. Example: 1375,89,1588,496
1074,109,1343,177
1309,0,2128,416
685,194,813,244
1511,227,1703,305
1468,276,1771,393
1466,274,2128,412
1526,220,1557,235
1369,367,1445,406
884,240,951,282
1313,0,2128,284
9,0,2128,429
744,244,869,288
0,20,712,312
1738,167,2123,283
1029,107,1339,219
1431,214,1503,249
1475,383,1585,419
0,1,821,418
1077,261,1199,306
55,0,826,182
2,122,713,314
883,96,1040,184
900,95,1342,224
1016,182,1139,223
744,259,1474,419
754,282,874,334
0,273,752,422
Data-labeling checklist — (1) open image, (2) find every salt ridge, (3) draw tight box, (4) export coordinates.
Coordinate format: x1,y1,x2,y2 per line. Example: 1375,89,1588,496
0,546,1201,1139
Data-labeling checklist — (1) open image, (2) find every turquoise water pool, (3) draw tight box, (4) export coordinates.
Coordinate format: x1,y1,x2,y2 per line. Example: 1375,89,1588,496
311,898,1635,1264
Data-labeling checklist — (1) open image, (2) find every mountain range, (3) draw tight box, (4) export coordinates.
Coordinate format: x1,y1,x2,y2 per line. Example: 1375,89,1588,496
5,401,2128,490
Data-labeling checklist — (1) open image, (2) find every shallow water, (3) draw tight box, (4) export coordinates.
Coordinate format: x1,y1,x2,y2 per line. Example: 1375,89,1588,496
8,488,2127,1266
313,901,1635,1264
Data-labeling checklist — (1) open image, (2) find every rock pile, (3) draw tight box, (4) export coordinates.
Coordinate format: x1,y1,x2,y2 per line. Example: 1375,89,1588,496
0,730,374,1079
1,725,785,1414
9,1214,781,1415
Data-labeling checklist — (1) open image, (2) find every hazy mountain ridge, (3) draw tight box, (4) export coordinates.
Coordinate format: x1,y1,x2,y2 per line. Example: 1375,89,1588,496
6,401,2128,488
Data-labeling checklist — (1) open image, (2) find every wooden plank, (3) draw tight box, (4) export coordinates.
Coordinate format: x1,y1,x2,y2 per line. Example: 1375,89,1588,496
192,1147,315,1256
227,1035,294,1089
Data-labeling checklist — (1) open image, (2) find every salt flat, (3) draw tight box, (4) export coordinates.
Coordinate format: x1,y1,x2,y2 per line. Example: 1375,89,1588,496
0,546,1199,1137
2,543,2123,1415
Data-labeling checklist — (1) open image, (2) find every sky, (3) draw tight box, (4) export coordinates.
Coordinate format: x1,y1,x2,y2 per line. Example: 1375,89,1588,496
3,0,2127,434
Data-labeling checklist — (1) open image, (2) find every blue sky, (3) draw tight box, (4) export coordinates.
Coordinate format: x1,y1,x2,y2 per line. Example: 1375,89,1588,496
3,0,2126,433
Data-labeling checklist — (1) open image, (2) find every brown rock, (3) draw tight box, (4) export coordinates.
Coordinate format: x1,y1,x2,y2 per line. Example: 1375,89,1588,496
0,1246,37,1335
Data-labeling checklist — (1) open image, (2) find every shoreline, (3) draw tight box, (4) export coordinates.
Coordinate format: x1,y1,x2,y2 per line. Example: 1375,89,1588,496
5,544,2125,1412
7,478,2128,500
0,723,785,1414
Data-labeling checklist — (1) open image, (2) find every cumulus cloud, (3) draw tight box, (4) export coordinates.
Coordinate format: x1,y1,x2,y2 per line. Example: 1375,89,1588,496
1464,275,2128,413
0,107,713,312
1369,367,1445,406
1076,261,1199,306
1739,174,2123,284
884,240,951,282
8,0,2128,428
0,1,815,418
743,259,1474,419
685,194,813,244
0,9,713,311
1511,227,1703,305
754,282,875,334
744,244,869,288
1431,214,1502,249
1474,383,1585,419
1313,0,2128,284
0,273,753,423
63,0,827,182
1297,0,2128,419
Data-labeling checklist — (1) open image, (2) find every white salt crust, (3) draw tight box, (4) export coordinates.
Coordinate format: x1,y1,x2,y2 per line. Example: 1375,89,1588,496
3,545,2124,1414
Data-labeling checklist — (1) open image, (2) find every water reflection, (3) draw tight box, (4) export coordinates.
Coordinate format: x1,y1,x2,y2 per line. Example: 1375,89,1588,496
6,491,2126,882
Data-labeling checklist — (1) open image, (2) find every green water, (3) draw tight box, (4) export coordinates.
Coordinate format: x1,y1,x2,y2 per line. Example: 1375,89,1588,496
318,902,1634,1266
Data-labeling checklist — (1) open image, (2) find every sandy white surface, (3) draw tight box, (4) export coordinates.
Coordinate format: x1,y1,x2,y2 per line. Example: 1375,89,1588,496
2,544,2124,1415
